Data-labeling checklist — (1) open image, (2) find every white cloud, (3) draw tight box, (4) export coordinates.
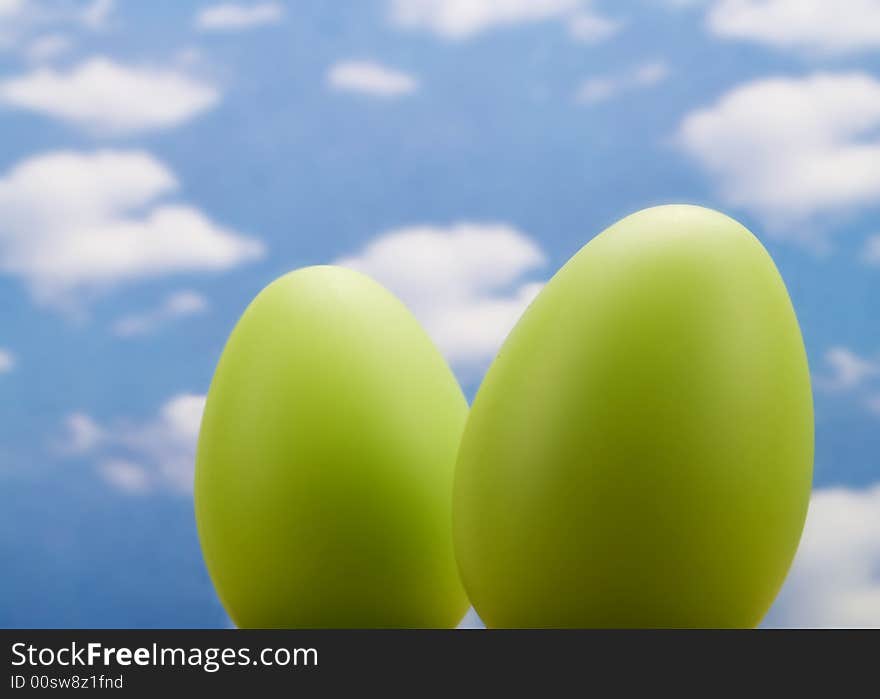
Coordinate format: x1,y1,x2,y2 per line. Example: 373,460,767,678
457,607,485,629
0,0,28,48
174,47,206,68
655,0,707,7
574,76,617,103
817,346,880,392
389,0,590,39
0,150,264,310
766,484,880,628
0,0,23,17
327,60,419,98
113,290,208,338
336,222,545,365
862,236,880,265
633,60,670,85
575,60,670,103
195,2,284,31
25,34,72,62
81,0,115,30
0,57,220,135
429,281,544,361
567,10,622,43
62,413,104,453
1,0,115,51
677,72,880,240
815,346,880,420
61,393,206,494
707,0,880,54
99,459,151,494
0,347,15,374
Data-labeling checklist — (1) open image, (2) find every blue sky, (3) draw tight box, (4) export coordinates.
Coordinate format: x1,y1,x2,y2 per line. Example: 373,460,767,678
1,0,879,628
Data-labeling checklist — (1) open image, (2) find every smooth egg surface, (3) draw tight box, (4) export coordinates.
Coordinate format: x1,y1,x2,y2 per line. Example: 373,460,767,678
453,205,813,628
196,266,470,628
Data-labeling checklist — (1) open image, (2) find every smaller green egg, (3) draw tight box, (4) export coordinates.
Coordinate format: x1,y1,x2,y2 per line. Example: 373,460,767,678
195,266,470,628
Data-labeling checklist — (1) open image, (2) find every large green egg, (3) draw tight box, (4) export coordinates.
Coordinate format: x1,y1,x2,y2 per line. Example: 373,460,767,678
453,205,813,628
195,266,469,628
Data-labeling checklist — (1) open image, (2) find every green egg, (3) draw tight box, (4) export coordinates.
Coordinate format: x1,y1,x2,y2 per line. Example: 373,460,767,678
453,205,814,628
195,266,469,628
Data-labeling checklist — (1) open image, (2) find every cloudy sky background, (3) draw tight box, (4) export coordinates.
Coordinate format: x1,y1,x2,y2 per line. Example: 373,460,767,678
1,0,879,628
